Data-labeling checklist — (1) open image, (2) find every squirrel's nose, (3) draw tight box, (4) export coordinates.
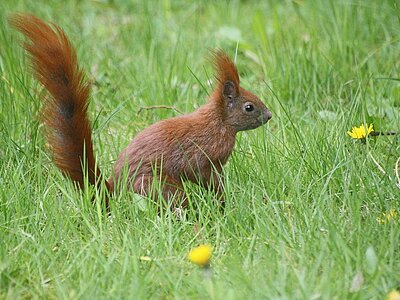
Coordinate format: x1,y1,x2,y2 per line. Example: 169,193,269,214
264,110,272,122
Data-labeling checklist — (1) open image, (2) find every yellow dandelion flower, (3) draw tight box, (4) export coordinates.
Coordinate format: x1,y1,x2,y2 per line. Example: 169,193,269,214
187,245,212,267
376,209,398,224
347,124,374,139
387,290,400,300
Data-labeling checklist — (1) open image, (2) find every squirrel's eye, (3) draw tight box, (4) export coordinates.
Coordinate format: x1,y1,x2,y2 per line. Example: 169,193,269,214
244,103,254,112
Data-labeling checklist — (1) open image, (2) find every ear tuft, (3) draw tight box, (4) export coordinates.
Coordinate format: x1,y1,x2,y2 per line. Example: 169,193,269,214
211,50,240,91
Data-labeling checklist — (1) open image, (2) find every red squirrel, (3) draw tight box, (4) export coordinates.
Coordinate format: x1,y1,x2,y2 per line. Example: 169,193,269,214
10,14,272,210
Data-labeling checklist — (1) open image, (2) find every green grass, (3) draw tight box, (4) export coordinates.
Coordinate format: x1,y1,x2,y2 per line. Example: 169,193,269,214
1,0,400,299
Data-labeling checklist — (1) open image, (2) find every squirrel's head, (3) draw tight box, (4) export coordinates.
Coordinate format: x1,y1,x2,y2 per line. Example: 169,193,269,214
211,50,272,132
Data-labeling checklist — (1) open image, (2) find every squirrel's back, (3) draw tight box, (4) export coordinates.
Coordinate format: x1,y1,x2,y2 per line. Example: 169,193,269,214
109,102,236,195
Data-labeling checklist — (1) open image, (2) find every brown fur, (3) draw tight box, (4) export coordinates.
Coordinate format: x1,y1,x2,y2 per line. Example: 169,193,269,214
11,14,272,210
10,14,109,208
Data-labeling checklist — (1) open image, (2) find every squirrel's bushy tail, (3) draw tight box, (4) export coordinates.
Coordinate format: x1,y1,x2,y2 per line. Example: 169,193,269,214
10,14,109,208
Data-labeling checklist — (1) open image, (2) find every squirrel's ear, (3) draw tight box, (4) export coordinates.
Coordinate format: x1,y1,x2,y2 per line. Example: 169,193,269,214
211,50,240,90
223,80,238,100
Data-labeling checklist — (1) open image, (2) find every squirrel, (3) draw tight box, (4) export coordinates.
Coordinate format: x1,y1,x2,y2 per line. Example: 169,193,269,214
10,14,272,210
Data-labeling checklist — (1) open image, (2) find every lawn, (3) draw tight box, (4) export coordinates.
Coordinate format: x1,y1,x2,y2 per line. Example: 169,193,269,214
0,0,399,299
